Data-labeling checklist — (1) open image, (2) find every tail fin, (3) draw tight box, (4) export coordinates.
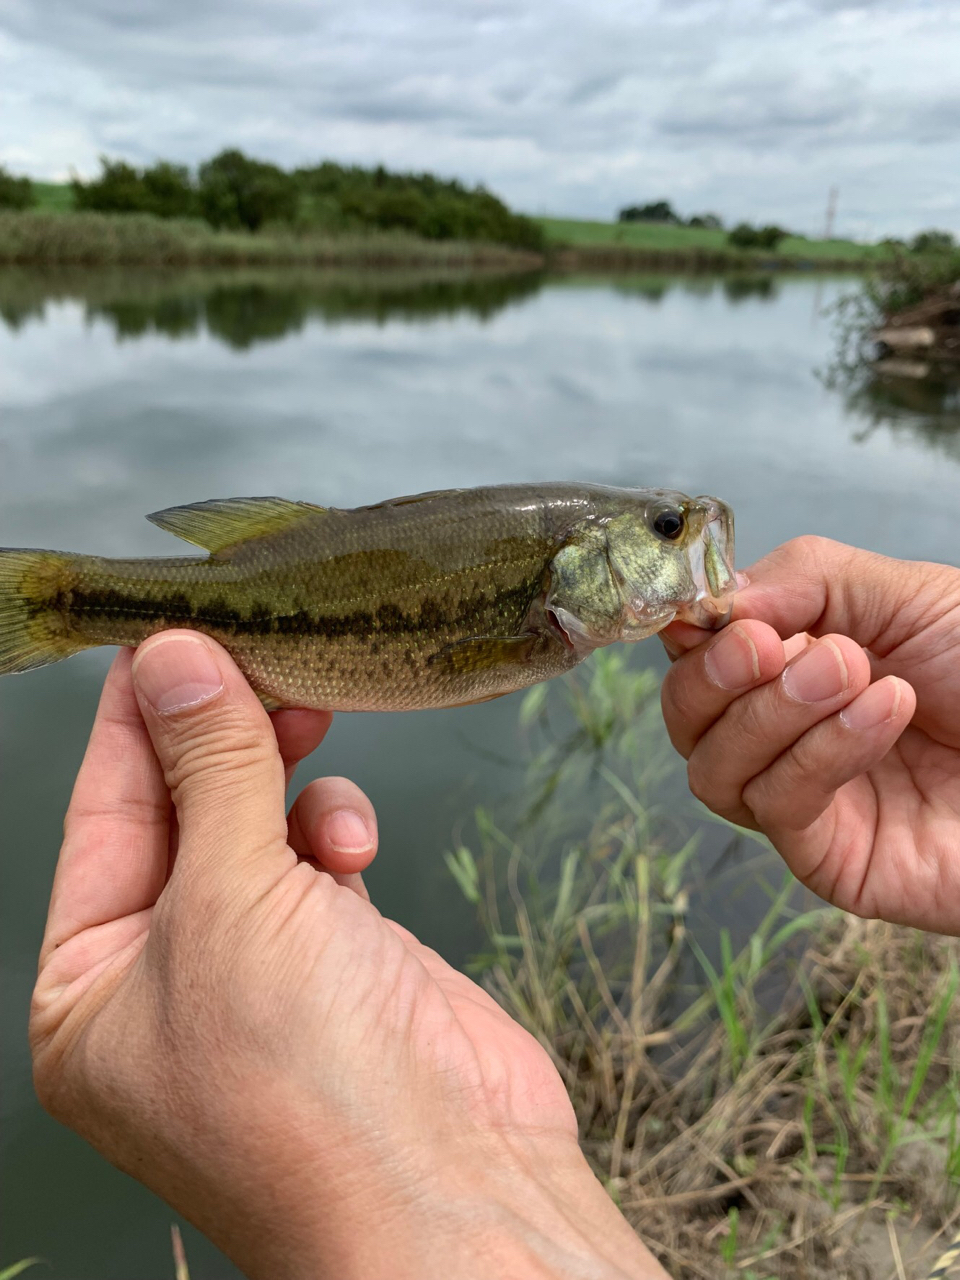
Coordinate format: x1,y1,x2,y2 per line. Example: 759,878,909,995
0,549,90,675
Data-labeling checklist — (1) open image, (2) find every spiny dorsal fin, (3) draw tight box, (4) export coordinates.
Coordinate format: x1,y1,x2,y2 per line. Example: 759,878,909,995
146,497,326,554
354,487,465,512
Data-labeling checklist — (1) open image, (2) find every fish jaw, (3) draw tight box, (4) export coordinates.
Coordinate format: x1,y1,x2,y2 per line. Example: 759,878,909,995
674,497,737,630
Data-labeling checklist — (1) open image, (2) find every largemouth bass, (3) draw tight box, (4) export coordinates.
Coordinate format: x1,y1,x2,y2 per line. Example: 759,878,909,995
0,484,735,711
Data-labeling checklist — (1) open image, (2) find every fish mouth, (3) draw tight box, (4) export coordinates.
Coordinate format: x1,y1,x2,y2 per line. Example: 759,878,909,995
677,497,737,629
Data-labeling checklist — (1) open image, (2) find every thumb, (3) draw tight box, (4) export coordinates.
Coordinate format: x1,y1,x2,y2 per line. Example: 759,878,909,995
132,631,288,883
730,536,934,650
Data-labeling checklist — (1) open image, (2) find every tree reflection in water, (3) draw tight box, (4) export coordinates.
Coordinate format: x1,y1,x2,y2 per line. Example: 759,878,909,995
843,366,960,459
0,266,546,348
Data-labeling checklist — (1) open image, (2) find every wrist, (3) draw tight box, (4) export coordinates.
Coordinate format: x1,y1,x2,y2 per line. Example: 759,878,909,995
267,1123,668,1280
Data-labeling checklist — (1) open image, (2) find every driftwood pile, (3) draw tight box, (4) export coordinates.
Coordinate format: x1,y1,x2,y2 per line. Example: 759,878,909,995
872,281,960,378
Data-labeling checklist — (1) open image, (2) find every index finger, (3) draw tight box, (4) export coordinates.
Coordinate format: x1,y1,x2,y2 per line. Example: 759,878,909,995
41,648,170,964
270,708,334,788
660,620,786,758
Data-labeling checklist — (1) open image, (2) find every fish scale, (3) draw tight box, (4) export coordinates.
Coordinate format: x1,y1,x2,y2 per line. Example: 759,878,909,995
0,482,737,711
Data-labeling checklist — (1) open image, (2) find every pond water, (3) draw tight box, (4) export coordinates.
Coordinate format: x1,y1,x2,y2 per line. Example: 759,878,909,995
1,266,958,1279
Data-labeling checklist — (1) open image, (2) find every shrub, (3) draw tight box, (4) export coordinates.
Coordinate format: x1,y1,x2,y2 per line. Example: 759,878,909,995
911,229,956,255
755,223,787,249
141,162,197,219
727,222,759,248
727,222,787,251
73,159,150,213
687,212,723,230
198,150,299,231
0,166,35,211
54,150,545,250
73,158,197,219
618,200,680,224
293,161,544,250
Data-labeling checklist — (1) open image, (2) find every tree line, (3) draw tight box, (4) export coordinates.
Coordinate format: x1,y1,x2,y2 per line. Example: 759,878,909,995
617,197,958,255
618,199,787,248
0,152,544,251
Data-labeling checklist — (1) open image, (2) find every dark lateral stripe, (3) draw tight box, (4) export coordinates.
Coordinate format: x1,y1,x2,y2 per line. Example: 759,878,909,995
60,581,541,641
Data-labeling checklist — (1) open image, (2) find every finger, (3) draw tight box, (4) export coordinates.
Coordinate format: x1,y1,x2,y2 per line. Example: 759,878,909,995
685,634,873,826
269,708,334,787
743,676,917,841
730,536,951,654
287,777,378,897
661,621,787,758
41,648,170,965
131,631,290,891
660,619,712,659
660,572,754,660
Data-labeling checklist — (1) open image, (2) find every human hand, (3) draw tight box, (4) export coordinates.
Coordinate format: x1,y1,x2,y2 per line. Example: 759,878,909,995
30,632,666,1280
660,537,960,936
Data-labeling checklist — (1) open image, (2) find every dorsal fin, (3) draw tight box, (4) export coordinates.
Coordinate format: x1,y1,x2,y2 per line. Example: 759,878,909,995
354,487,465,512
146,497,326,553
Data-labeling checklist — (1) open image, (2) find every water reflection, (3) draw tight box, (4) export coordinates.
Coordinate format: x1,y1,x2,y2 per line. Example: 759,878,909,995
0,266,546,348
0,267,796,350
840,367,960,458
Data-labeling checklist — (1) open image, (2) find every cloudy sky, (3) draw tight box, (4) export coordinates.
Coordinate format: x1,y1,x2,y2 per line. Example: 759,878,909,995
1,0,957,238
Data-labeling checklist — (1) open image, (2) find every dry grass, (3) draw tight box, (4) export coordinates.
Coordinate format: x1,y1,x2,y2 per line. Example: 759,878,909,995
450,652,960,1280
0,210,544,269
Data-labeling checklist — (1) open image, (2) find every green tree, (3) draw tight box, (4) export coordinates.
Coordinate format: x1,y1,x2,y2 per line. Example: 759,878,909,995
727,222,787,250
198,150,299,231
618,200,679,224
141,162,197,219
0,165,35,210
72,158,149,213
687,212,723,230
911,229,956,254
755,223,787,249
727,222,759,248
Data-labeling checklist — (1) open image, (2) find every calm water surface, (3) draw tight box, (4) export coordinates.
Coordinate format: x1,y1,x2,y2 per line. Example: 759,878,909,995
1,268,957,1278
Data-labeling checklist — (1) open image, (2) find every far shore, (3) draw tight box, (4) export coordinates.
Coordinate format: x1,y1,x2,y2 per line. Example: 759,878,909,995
0,209,890,273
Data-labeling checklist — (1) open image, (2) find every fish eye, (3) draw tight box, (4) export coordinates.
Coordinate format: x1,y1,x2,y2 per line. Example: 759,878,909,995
652,508,685,541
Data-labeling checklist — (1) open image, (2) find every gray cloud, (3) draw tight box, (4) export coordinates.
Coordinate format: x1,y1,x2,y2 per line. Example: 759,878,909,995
0,0,957,236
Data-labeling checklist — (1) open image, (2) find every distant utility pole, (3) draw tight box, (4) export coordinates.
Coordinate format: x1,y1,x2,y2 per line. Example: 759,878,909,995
823,186,839,240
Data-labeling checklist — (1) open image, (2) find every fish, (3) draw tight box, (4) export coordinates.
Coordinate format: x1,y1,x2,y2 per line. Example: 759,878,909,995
0,483,736,712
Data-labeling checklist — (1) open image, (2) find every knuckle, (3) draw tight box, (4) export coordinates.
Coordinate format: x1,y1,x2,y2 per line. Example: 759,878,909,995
686,756,716,808
163,710,280,796
660,670,699,756
782,534,833,565
740,774,772,825
687,755,751,825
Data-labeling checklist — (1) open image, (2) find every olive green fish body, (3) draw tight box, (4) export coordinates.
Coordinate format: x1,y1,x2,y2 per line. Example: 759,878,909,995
0,484,736,711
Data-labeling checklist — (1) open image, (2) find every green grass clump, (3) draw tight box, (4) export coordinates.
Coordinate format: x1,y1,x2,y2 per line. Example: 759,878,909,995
451,651,960,1279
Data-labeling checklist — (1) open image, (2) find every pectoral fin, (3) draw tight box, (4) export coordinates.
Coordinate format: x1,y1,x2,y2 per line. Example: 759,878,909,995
430,634,540,676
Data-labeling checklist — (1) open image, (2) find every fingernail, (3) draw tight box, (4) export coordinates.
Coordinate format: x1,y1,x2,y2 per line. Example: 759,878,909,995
782,639,847,704
326,810,374,853
736,572,750,589
132,634,224,714
704,626,760,690
840,678,902,730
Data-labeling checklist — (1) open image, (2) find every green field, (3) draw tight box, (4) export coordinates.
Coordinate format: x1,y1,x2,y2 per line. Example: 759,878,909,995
537,215,888,262
31,181,75,213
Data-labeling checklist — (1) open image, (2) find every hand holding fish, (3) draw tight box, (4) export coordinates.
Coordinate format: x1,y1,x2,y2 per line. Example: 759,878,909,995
29,632,667,1280
660,536,960,937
